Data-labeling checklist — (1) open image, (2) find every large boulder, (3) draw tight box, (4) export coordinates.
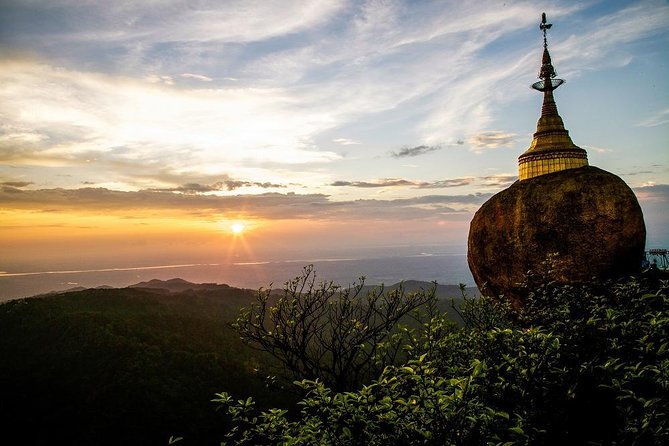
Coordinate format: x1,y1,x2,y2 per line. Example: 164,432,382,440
467,166,646,305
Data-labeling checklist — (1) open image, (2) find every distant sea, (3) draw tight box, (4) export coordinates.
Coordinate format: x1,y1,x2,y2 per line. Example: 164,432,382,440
0,245,475,302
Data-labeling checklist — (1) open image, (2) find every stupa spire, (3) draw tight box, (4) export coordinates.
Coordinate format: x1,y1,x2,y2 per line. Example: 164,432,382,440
518,13,588,180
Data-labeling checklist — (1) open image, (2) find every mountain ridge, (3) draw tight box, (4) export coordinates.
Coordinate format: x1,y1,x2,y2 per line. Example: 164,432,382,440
35,277,476,300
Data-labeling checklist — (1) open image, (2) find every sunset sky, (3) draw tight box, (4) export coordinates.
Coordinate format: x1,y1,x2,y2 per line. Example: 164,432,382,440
1,0,668,278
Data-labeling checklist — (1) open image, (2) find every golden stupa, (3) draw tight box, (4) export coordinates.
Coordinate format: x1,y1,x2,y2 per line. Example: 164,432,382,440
518,13,588,180
467,13,646,306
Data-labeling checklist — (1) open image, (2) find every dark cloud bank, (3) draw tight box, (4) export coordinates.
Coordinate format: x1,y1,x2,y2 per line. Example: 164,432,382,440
0,187,492,221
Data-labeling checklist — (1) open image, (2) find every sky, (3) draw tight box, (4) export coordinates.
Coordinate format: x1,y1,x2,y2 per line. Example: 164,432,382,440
0,0,668,279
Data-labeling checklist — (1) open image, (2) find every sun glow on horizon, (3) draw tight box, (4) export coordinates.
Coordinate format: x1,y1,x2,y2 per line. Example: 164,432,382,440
230,222,245,235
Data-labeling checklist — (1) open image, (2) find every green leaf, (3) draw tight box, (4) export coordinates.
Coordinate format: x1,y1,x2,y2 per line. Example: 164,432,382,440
509,426,525,435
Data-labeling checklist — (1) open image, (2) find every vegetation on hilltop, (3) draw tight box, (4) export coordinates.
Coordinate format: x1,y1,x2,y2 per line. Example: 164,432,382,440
2,270,667,445
216,271,669,445
0,276,460,446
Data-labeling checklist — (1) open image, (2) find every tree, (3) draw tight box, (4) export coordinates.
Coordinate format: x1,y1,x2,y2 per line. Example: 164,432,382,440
216,276,669,445
232,265,437,391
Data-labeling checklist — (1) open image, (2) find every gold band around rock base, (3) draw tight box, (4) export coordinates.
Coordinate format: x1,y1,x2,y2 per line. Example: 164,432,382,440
518,151,588,180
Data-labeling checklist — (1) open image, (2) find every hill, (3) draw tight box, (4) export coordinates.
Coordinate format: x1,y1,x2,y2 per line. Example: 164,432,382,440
129,277,230,292
0,283,289,445
0,278,468,445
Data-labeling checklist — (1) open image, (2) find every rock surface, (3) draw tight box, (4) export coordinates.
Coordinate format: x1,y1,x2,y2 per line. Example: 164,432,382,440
467,166,646,305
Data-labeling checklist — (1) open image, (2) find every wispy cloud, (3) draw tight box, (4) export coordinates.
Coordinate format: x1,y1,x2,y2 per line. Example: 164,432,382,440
180,73,213,82
391,145,443,158
331,179,415,188
1,181,33,188
331,177,473,189
6,1,346,47
0,0,666,206
145,74,174,85
148,180,286,194
556,1,669,76
468,131,517,153
330,174,518,190
582,145,610,154
0,58,341,186
333,138,361,145
623,170,655,177
417,179,473,189
480,175,518,187
636,108,669,128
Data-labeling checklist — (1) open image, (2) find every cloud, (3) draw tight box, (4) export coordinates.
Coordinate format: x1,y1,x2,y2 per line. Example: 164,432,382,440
330,175,518,190
333,138,361,145
623,170,655,177
480,175,518,187
0,187,491,221
582,145,610,154
1,181,33,188
236,1,563,147
331,177,473,189
0,130,48,144
148,180,286,194
1,186,25,194
633,184,669,202
636,108,669,128
0,58,341,177
145,74,174,85
416,178,473,189
4,1,346,46
468,131,516,152
391,145,443,158
148,183,227,194
331,179,416,188
1,1,666,201
181,73,213,82
556,2,669,77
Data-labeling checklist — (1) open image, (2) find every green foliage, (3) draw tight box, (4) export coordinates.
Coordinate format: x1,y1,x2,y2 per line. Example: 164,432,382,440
515,277,669,444
217,277,669,445
232,265,437,391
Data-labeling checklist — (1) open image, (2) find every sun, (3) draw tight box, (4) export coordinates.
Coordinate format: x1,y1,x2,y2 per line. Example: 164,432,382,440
230,222,245,235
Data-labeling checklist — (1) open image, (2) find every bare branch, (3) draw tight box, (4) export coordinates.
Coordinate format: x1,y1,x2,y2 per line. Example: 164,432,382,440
232,265,438,391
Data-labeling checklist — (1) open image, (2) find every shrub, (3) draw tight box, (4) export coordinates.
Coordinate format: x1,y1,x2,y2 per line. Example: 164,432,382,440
216,275,669,445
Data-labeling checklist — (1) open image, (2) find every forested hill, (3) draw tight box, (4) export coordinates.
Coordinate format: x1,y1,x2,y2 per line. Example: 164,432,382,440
0,278,467,446
0,281,285,446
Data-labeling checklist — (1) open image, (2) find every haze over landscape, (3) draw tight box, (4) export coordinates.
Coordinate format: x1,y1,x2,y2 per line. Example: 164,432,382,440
1,0,668,298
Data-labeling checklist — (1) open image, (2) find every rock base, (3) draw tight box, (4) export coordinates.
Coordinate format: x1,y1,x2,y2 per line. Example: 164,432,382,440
467,166,646,305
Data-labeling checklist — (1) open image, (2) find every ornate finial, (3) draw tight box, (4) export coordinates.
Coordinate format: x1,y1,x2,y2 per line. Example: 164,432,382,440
540,12,552,48
531,12,563,92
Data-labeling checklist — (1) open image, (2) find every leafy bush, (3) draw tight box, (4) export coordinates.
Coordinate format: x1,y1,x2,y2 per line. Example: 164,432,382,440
216,276,669,445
